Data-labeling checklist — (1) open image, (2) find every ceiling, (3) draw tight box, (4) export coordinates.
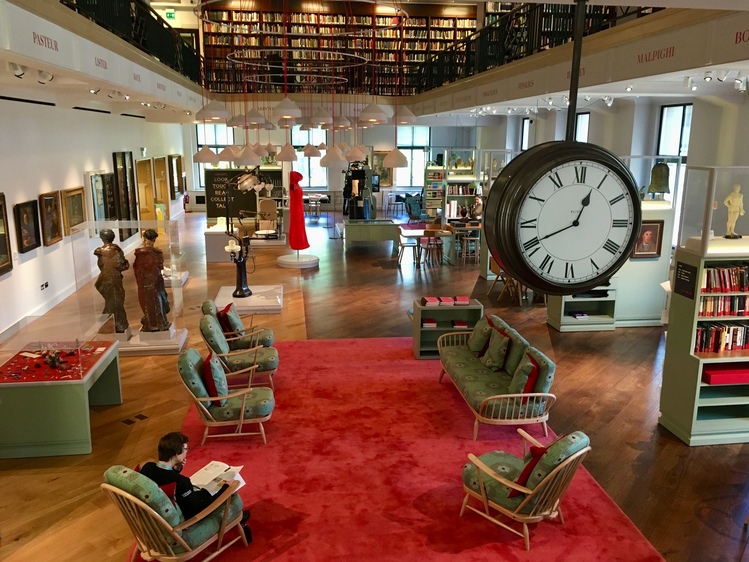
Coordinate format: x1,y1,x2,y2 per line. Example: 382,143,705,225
0,2,747,124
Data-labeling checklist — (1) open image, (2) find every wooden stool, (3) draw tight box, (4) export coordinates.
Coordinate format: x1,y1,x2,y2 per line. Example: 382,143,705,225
461,235,480,265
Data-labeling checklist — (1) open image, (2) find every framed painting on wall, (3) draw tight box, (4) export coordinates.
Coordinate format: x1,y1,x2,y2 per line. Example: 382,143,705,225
62,187,87,236
14,200,41,253
168,154,185,197
372,151,393,187
632,219,664,259
38,191,63,246
0,193,12,276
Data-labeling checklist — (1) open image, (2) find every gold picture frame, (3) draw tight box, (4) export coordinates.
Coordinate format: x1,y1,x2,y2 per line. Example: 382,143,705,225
39,191,63,246
0,193,12,276
62,186,87,236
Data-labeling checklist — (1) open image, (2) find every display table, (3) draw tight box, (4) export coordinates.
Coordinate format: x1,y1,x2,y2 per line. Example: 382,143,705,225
342,219,399,254
205,226,237,263
0,340,121,458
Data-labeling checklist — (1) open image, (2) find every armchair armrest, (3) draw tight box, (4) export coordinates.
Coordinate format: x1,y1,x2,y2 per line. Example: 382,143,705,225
466,453,532,496
517,428,544,449
173,479,240,531
437,331,472,352
217,346,262,357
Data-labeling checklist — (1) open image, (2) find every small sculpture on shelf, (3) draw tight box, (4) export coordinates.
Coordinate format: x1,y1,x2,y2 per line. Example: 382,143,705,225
647,161,670,200
133,229,171,332
94,228,130,333
724,183,745,239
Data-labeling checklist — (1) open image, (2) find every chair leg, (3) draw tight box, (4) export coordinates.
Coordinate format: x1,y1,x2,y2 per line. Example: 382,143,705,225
473,419,480,440
201,427,209,446
460,494,470,516
438,367,446,383
522,523,530,551
487,276,499,296
542,420,548,437
259,422,267,445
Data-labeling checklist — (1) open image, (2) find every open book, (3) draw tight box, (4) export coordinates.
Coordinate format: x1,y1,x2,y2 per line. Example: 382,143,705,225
190,461,245,495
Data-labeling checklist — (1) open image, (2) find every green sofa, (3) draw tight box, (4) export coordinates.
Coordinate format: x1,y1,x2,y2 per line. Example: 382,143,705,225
437,315,557,440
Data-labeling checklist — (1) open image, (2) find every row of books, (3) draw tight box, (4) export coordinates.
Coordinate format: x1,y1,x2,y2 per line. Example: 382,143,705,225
694,322,749,353
421,296,471,306
698,295,749,317
422,319,469,328
701,265,749,293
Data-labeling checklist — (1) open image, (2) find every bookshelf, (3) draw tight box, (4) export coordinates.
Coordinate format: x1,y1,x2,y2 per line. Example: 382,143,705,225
660,248,749,445
200,3,477,95
546,279,618,332
408,298,484,359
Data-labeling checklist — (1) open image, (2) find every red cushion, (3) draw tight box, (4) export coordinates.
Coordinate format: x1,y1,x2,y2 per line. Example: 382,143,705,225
216,303,233,332
522,354,540,394
508,445,547,498
201,352,222,407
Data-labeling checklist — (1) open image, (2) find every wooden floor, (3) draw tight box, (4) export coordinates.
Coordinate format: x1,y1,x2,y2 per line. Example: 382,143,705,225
1,211,748,562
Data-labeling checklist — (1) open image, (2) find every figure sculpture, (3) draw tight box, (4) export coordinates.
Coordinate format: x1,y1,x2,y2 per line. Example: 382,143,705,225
94,228,130,333
133,228,171,331
724,183,745,239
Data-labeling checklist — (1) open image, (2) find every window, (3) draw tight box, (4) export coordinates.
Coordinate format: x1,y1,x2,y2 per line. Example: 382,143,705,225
575,113,590,142
291,128,327,189
194,123,235,190
520,118,531,150
393,126,429,188
657,104,692,245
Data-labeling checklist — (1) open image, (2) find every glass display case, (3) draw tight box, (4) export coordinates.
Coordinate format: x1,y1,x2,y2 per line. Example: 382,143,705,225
479,149,519,188
678,166,749,256
68,219,187,355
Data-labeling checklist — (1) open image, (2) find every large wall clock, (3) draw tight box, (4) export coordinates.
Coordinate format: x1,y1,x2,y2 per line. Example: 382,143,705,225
485,141,642,296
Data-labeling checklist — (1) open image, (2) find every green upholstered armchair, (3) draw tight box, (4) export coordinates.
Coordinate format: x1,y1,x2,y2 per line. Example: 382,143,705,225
199,314,279,390
405,195,430,223
201,299,274,349
178,347,275,445
101,465,246,561
461,429,591,551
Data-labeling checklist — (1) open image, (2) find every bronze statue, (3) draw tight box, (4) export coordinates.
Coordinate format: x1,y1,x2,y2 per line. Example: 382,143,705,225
94,229,130,333
133,229,171,332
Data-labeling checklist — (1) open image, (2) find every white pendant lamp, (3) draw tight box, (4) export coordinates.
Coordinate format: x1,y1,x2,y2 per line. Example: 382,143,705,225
252,143,269,157
276,142,298,162
335,142,352,154
193,146,220,164
234,146,262,167
304,144,321,157
217,145,238,162
359,101,388,124
333,115,351,129
277,117,296,129
195,99,231,121
264,121,276,130
394,105,417,125
227,114,245,128
383,147,408,168
274,96,302,119
244,108,266,125
265,142,276,155
312,107,333,125
320,146,348,168
346,145,367,162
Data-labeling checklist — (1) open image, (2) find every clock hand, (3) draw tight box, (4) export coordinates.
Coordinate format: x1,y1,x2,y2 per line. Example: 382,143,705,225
572,190,592,224
539,222,575,241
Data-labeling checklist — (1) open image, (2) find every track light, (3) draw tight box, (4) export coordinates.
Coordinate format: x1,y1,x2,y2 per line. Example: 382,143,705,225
683,77,697,91
89,88,100,94
37,70,53,84
716,70,729,82
603,96,613,107
736,77,748,93
583,95,591,101
704,71,713,82
625,84,633,92
10,62,26,78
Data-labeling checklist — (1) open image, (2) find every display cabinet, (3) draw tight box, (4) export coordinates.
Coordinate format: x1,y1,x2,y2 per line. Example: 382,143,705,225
546,278,618,332
660,248,749,445
408,298,483,359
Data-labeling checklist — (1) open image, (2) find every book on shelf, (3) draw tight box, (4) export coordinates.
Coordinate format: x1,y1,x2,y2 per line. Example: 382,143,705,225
569,311,588,319
454,296,470,306
422,318,437,328
421,296,439,307
190,461,245,495
452,319,468,328
439,296,455,306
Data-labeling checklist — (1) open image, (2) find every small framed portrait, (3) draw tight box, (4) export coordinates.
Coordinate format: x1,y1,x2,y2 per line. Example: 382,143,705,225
0,193,12,276
62,186,87,236
14,200,41,253
372,151,392,187
39,191,63,246
632,220,664,259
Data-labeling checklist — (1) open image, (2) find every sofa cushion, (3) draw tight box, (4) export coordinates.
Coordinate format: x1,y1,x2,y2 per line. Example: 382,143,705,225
177,348,210,401
460,376,513,411
503,328,530,375
104,466,183,527
467,316,493,356
480,328,511,370
227,328,275,350
508,444,547,498
201,352,228,407
200,315,230,355
462,451,527,512
224,346,279,373
180,493,243,550
201,300,218,318
208,386,275,420
526,431,589,490
508,350,539,395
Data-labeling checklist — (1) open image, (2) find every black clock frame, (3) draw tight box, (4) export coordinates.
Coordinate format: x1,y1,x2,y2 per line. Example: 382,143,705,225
485,140,642,296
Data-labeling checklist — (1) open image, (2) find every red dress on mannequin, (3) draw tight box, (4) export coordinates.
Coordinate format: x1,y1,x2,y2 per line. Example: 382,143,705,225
288,170,310,250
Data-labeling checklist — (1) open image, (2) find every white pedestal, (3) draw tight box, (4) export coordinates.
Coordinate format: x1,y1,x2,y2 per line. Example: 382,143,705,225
163,270,189,288
205,228,237,263
251,234,287,247
215,285,283,314
117,327,188,356
277,253,319,269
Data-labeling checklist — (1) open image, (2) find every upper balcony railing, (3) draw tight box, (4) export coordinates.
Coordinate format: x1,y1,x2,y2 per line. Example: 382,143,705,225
60,0,200,84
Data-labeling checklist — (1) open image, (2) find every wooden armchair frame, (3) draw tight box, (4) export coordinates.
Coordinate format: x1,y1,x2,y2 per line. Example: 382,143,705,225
461,429,591,551
101,479,246,562
200,325,276,390
437,332,557,440
180,370,271,445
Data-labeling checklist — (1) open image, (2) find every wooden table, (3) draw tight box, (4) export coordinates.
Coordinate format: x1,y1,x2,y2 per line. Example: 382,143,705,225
0,341,121,458
400,229,454,268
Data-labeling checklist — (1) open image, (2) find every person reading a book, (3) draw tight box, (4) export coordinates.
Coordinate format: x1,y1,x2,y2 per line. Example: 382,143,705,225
139,432,252,541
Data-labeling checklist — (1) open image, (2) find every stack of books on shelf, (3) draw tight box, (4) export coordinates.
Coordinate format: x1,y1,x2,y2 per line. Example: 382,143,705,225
454,296,470,306
569,311,588,319
421,296,439,307
422,318,437,328
699,295,749,317
439,296,455,306
701,264,749,293
694,321,749,353
452,319,468,329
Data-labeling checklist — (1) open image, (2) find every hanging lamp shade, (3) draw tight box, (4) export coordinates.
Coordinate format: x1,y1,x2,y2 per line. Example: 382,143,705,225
357,120,371,129
227,114,245,128
317,142,327,150
383,147,408,168
320,123,333,130
265,142,276,154
303,144,321,157
277,117,296,129
312,108,333,125
333,115,351,129
274,96,302,119
359,101,388,123
346,145,367,162
217,145,238,162
276,142,298,162
234,146,262,167
195,99,231,121
244,108,266,125
252,143,269,157
335,142,352,154
320,146,348,168
263,121,276,130
394,105,417,125
193,146,220,164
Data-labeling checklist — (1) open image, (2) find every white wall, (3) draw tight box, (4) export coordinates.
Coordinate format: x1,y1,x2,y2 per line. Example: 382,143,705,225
0,98,184,336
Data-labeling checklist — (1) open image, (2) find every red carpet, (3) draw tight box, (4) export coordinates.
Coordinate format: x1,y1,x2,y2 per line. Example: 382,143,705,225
180,337,663,562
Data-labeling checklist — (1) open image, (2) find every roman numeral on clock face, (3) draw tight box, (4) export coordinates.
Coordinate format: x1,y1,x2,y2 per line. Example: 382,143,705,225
520,218,537,229
549,172,564,189
565,262,574,278
540,254,554,273
609,194,625,205
523,237,540,251
574,166,586,184
612,219,628,227
603,239,620,254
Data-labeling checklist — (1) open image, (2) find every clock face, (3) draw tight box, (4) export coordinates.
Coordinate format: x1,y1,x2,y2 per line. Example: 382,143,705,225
517,159,637,285
484,141,642,295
